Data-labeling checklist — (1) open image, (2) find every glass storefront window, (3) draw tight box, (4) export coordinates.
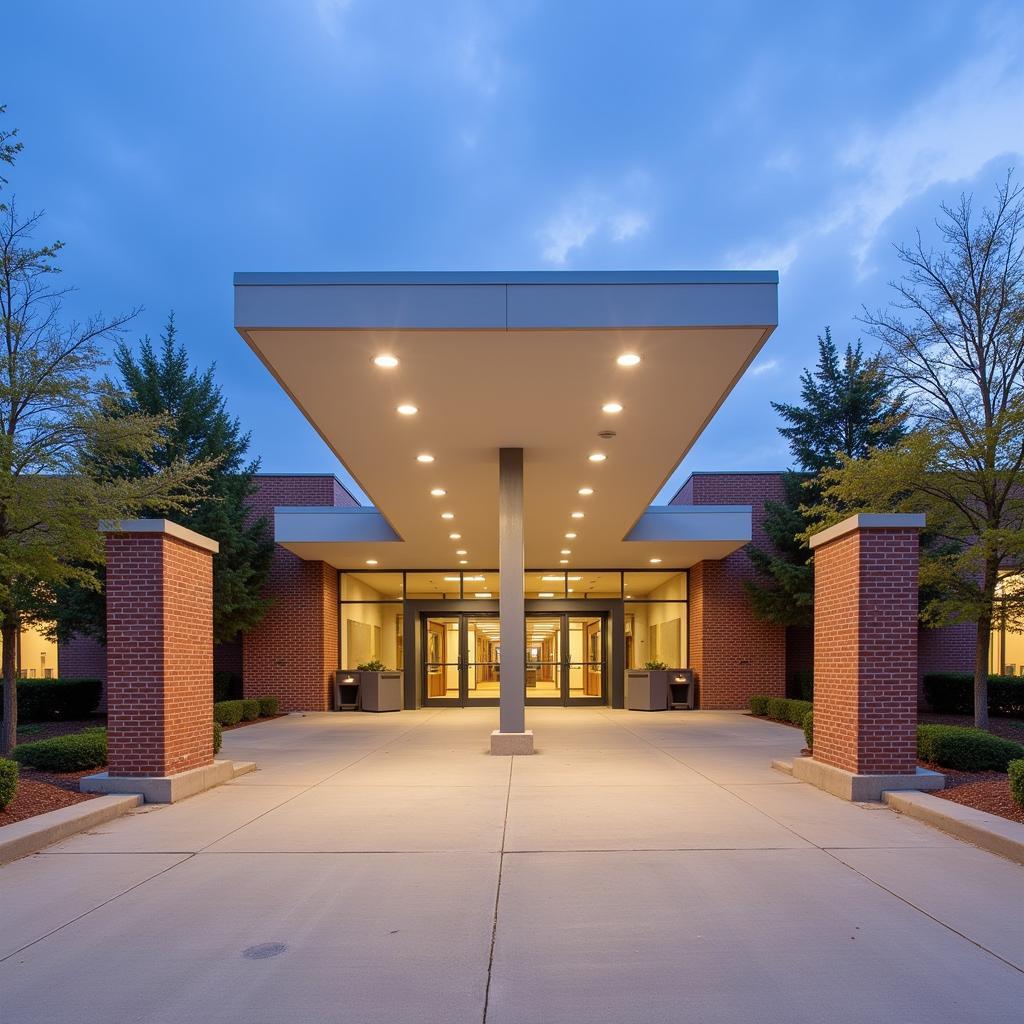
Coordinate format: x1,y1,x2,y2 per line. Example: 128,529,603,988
405,572,463,599
341,572,403,602
341,602,403,670
990,573,1024,675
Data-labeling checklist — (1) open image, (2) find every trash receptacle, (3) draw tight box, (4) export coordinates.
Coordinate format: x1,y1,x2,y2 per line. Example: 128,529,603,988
333,672,361,711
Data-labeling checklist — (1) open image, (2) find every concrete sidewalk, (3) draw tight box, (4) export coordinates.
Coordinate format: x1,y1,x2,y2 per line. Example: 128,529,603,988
1,709,1022,1023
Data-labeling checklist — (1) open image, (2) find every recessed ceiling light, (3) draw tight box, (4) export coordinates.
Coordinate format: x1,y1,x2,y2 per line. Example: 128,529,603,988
416,454,434,463
373,354,399,368
449,533,461,540
397,404,418,416
602,402,623,414
560,548,571,555
565,532,577,539
568,587,575,593
430,487,446,496
625,594,633,599
559,559,569,564
571,511,585,519
539,592,554,598
616,352,640,366
459,559,468,565
455,549,467,555
476,592,492,598
366,559,378,565
649,557,662,564
441,512,455,520
588,452,606,463
578,487,594,496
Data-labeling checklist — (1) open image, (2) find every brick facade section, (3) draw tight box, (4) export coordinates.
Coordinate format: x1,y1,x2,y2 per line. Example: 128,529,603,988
675,474,787,708
242,476,352,711
918,621,976,685
57,633,107,683
105,529,215,778
812,526,920,775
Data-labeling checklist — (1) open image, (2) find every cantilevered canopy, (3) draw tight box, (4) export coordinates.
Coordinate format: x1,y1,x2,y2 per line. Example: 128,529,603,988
234,272,777,570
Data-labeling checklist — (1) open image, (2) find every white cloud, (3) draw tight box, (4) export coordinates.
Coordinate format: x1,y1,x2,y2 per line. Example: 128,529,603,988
538,182,652,265
750,358,780,377
728,18,1024,277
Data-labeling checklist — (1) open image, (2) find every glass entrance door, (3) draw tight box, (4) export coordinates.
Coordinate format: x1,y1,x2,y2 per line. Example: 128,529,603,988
526,612,606,706
423,612,500,706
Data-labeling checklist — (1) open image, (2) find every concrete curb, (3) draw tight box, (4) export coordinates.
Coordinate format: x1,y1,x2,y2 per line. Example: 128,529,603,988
0,794,141,866
884,790,1024,865
81,759,257,803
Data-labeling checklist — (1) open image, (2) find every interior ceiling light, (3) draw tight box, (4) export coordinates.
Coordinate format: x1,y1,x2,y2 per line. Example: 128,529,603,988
441,512,455,520
373,354,399,368
560,548,571,555
602,402,623,414
416,453,434,463
455,548,467,555
430,488,446,497
616,352,640,366
397,404,418,416
459,559,468,565
559,559,569,564
449,532,461,540
543,575,581,581
539,592,555,598
578,487,594,496
649,557,662,564
571,511,584,519
476,592,492,598
588,452,607,462
366,559,378,565
565,532,577,539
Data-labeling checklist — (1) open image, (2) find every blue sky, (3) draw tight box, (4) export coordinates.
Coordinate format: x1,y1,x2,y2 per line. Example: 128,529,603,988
4,1,1023,503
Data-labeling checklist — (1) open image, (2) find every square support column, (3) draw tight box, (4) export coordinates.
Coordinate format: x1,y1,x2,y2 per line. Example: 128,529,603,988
81,520,237,802
492,447,533,755
793,514,942,800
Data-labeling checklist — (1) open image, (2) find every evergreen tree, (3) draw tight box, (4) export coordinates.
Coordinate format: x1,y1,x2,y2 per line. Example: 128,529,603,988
744,330,907,625
57,316,274,644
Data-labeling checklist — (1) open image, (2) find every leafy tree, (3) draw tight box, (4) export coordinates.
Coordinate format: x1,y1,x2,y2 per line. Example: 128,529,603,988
809,175,1024,729
57,317,274,644
0,113,208,753
745,330,907,625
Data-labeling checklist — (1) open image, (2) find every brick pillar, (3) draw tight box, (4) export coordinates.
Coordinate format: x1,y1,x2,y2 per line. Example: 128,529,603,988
103,519,219,778
809,514,924,778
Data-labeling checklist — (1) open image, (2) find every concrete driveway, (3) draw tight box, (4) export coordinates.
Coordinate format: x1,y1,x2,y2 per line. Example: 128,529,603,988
1,708,1022,1023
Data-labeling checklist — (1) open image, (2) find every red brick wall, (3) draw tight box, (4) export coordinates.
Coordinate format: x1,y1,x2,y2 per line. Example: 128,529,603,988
242,475,351,711
919,622,976,683
105,530,214,778
675,474,787,708
58,634,107,683
813,526,919,775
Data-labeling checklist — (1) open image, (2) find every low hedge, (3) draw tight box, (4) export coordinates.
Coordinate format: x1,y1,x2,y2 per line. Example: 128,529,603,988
5,678,103,721
213,700,245,726
0,757,17,810
12,728,108,772
803,709,813,749
1009,760,1024,809
750,695,813,729
922,672,1024,718
749,695,769,716
240,699,261,722
916,725,1024,772
213,721,223,756
258,697,279,717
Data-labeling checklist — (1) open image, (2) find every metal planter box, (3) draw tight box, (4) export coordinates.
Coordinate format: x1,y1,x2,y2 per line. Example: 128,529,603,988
625,670,670,711
358,671,403,712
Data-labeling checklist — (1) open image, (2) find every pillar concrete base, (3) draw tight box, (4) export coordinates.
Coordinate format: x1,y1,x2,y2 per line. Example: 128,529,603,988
490,730,534,755
80,759,255,803
789,756,944,802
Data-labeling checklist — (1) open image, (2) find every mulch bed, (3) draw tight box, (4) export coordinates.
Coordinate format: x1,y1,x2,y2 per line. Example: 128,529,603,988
0,768,97,827
13,716,107,743
919,762,1024,826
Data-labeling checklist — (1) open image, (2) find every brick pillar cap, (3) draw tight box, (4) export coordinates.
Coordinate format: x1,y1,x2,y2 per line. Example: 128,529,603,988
99,518,220,554
809,512,925,549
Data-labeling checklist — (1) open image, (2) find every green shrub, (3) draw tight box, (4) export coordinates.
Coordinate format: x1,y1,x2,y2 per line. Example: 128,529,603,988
12,728,108,772
7,678,103,721
213,671,242,702
785,699,813,726
213,700,244,726
240,699,261,722
357,659,386,672
749,695,770,716
803,709,813,750
922,672,1024,717
766,697,790,722
213,721,223,756
0,757,17,810
916,725,1024,772
1009,760,1024,809
258,697,279,717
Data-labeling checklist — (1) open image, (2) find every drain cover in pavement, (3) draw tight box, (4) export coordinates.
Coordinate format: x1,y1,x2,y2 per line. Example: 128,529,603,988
242,943,288,960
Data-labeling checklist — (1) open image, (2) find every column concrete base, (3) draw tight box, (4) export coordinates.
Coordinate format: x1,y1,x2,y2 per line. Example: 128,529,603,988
788,756,944,802
490,730,534,755
80,759,255,803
